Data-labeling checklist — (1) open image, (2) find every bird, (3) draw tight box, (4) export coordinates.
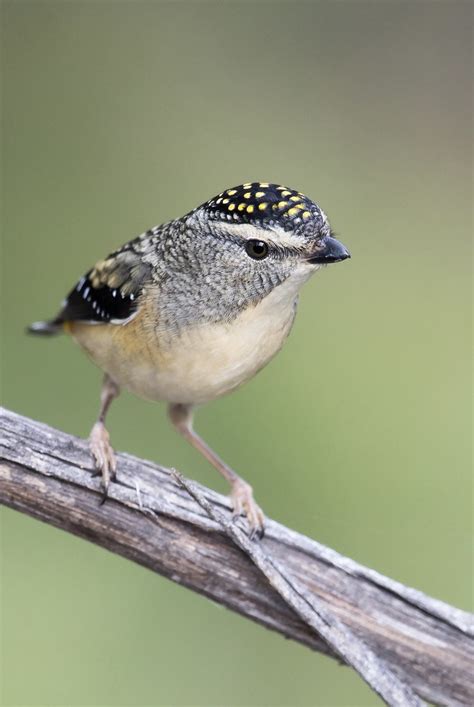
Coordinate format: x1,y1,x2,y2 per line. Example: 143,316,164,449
28,182,350,538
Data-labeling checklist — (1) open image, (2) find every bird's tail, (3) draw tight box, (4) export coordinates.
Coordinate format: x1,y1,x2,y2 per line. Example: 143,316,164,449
27,319,64,336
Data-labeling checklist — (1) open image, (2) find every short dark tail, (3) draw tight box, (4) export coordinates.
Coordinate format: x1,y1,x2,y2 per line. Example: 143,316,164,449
27,319,63,336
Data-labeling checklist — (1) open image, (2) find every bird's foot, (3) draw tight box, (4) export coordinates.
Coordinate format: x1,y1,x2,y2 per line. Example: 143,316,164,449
231,479,265,540
89,421,116,503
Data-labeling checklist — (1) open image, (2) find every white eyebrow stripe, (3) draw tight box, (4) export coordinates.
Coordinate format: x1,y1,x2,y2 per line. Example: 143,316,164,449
212,221,305,249
269,231,308,249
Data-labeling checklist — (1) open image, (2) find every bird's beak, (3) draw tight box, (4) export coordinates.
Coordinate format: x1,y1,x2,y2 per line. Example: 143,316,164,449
307,236,351,265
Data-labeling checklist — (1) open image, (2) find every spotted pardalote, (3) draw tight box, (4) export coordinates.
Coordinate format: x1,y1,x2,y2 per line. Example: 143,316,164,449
29,182,350,537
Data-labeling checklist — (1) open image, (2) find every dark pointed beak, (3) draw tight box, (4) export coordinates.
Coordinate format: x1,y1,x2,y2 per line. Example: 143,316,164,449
307,236,351,265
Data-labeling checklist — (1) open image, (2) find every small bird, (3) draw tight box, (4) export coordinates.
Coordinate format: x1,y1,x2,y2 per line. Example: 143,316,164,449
29,182,350,538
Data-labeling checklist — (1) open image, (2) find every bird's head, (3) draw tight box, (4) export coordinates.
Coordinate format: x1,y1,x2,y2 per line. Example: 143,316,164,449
165,182,350,324
200,181,346,259
196,181,348,279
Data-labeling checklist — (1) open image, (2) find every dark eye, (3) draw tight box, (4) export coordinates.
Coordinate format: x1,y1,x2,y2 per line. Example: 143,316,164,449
245,239,269,260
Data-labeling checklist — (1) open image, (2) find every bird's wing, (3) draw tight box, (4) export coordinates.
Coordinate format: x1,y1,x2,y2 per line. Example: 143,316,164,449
58,245,153,325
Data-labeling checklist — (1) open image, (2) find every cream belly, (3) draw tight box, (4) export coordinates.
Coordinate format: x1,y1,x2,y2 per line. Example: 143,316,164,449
69,283,300,405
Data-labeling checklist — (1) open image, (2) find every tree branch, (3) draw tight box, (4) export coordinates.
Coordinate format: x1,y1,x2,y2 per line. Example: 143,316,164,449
1,407,472,706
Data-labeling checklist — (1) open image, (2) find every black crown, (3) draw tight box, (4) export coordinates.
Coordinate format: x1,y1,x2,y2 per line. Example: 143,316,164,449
203,182,321,229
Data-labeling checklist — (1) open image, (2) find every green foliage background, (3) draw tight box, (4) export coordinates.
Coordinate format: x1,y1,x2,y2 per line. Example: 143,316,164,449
1,2,471,705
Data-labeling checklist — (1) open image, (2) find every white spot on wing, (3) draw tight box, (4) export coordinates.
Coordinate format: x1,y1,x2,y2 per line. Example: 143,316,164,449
110,309,140,326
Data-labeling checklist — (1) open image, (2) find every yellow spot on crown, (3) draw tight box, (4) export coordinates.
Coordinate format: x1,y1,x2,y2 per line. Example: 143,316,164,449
290,195,302,202
243,182,252,188
302,211,311,219
258,202,267,210
216,198,223,204
295,203,306,210
227,189,237,195
246,204,254,213
277,186,288,191
278,201,288,208
288,207,299,217
281,190,291,196
259,182,269,187
255,191,265,198
228,203,235,211
244,192,251,199
238,203,246,211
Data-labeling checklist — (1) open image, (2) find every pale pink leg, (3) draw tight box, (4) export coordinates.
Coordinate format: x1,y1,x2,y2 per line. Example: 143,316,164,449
90,374,120,501
168,403,265,539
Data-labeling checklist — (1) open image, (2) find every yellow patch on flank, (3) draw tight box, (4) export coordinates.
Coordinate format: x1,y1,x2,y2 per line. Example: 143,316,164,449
302,211,311,219
290,195,301,202
281,190,291,196
258,202,267,210
238,203,246,211
222,198,229,204
295,203,306,210
244,192,251,199
227,189,237,195
278,201,288,208
228,203,235,211
288,207,299,216
255,191,265,198
246,204,254,213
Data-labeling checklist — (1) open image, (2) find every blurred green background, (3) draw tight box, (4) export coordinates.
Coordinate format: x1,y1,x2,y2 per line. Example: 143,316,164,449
1,1,472,705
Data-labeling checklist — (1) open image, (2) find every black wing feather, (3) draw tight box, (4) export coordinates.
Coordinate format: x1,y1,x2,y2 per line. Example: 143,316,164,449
56,247,152,325
59,271,139,323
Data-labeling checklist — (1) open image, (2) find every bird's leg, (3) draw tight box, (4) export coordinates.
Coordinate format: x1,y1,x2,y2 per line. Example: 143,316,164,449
90,373,120,502
168,403,265,539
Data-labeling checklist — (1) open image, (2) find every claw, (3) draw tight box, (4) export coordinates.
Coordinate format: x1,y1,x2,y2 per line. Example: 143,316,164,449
89,421,117,503
230,480,265,540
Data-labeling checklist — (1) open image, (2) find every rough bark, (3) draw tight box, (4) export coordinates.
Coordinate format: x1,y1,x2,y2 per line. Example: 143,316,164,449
1,407,472,706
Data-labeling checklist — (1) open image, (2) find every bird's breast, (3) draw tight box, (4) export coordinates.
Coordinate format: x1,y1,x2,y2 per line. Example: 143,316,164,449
70,285,298,405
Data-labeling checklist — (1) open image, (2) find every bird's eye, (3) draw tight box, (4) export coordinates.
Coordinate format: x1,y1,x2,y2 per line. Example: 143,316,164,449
245,239,269,260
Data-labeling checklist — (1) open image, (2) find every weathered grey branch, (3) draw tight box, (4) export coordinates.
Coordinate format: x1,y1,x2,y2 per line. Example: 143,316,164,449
1,407,472,706
174,473,423,707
